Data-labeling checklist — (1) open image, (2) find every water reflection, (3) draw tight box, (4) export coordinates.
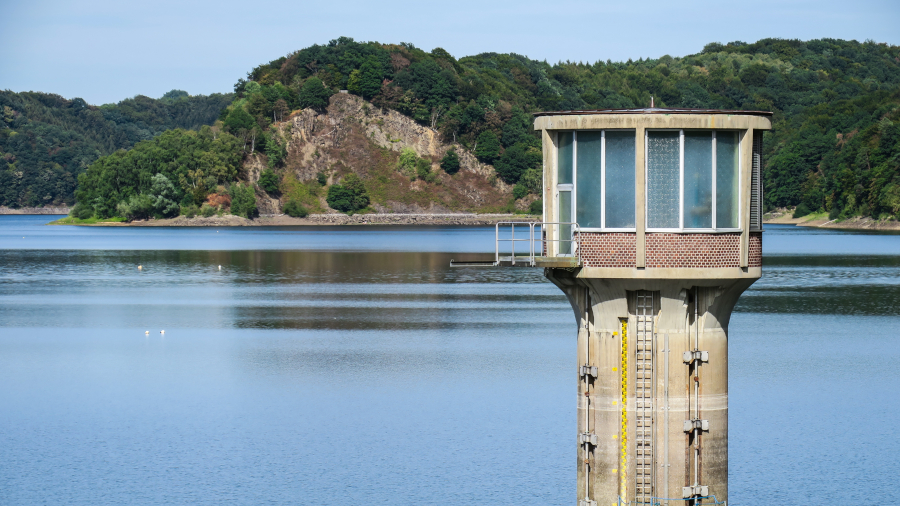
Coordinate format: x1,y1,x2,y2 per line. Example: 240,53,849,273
0,217,899,505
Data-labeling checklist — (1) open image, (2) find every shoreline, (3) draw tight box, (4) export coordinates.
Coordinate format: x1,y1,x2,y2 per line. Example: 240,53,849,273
763,209,900,231
48,213,540,227
16,208,898,230
1,206,71,215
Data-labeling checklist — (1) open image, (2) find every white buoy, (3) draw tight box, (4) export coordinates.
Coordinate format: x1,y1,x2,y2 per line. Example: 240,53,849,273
138,265,143,270
218,265,221,270
160,330,165,334
145,330,149,335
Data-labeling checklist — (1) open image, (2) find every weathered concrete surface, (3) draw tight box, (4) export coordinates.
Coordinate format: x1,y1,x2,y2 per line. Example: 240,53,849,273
534,113,772,132
546,271,755,506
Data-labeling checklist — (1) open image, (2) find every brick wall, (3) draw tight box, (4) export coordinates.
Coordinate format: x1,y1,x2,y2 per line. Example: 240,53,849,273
749,232,762,267
577,233,637,267
576,232,750,268
644,233,742,268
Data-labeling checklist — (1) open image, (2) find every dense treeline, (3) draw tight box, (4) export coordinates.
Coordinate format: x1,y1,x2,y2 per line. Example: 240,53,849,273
70,36,900,220
74,127,247,220
0,90,232,207
767,88,900,219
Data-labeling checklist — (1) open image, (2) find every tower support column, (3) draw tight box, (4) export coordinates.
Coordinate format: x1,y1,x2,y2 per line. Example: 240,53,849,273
548,270,754,506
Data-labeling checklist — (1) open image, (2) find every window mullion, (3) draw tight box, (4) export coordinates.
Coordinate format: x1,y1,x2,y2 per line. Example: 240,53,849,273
572,131,577,225
679,129,684,231
601,130,606,229
712,131,717,230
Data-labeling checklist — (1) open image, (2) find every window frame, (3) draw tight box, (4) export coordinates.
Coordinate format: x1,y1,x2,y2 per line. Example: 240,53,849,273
566,129,637,232
644,129,742,233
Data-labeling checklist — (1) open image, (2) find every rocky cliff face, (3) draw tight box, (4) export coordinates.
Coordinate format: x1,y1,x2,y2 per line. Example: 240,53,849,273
245,93,518,214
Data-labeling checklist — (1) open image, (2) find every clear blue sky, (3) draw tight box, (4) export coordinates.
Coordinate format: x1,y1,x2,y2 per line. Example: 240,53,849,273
1,0,898,105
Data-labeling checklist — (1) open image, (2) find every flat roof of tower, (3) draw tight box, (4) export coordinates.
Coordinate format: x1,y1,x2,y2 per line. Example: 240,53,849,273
533,107,773,117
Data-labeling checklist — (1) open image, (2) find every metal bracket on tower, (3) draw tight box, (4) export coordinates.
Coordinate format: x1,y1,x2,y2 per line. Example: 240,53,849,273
578,500,597,506
683,419,710,432
579,364,598,379
682,350,709,364
578,432,599,446
682,485,709,498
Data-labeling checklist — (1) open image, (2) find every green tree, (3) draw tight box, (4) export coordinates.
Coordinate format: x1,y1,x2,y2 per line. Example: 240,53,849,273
880,183,900,216
519,167,542,194
397,147,419,178
326,173,369,213
356,57,385,99
474,130,501,164
512,184,528,200
224,106,254,134
258,168,279,193
347,70,362,95
299,77,333,111
149,173,179,217
246,92,272,124
283,199,309,217
416,158,432,181
265,135,287,167
117,194,155,221
69,202,94,220
494,141,541,184
501,108,532,147
440,148,460,174
229,183,258,218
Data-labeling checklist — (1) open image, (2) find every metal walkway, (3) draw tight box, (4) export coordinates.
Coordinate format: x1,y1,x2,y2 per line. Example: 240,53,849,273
450,221,581,268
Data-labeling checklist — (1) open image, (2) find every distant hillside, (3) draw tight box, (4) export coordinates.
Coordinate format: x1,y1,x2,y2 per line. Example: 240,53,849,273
70,37,900,221
0,90,233,208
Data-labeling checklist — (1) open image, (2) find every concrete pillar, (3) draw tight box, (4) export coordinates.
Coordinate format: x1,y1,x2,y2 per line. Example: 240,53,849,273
634,127,646,269
547,271,755,506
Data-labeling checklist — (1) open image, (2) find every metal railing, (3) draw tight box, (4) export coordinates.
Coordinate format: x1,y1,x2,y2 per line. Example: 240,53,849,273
495,221,580,266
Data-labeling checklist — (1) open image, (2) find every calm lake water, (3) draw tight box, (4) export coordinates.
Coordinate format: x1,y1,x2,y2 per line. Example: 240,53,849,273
1,216,898,505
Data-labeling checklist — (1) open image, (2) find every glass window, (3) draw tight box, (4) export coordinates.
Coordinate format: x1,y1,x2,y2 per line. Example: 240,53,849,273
559,190,572,254
647,131,681,229
554,129,742,232
645,129,741,230
684,132,713,228
558,132,573,185
605,131,635,228
576,131,603,228
716,131,740,228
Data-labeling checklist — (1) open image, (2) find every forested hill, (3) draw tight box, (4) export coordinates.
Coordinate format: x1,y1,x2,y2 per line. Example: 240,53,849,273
71,37,900,221
0,90,233,208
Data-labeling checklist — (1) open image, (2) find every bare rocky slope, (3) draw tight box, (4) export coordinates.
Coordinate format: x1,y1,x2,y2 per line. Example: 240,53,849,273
244,93,531,215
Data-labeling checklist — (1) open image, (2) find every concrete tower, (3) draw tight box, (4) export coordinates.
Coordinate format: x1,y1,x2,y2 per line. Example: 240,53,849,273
529,108,770,505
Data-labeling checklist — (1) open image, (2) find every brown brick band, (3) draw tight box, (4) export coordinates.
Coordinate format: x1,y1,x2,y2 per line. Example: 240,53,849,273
574,232,759,269
749,232,762,267
577,232,637,267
